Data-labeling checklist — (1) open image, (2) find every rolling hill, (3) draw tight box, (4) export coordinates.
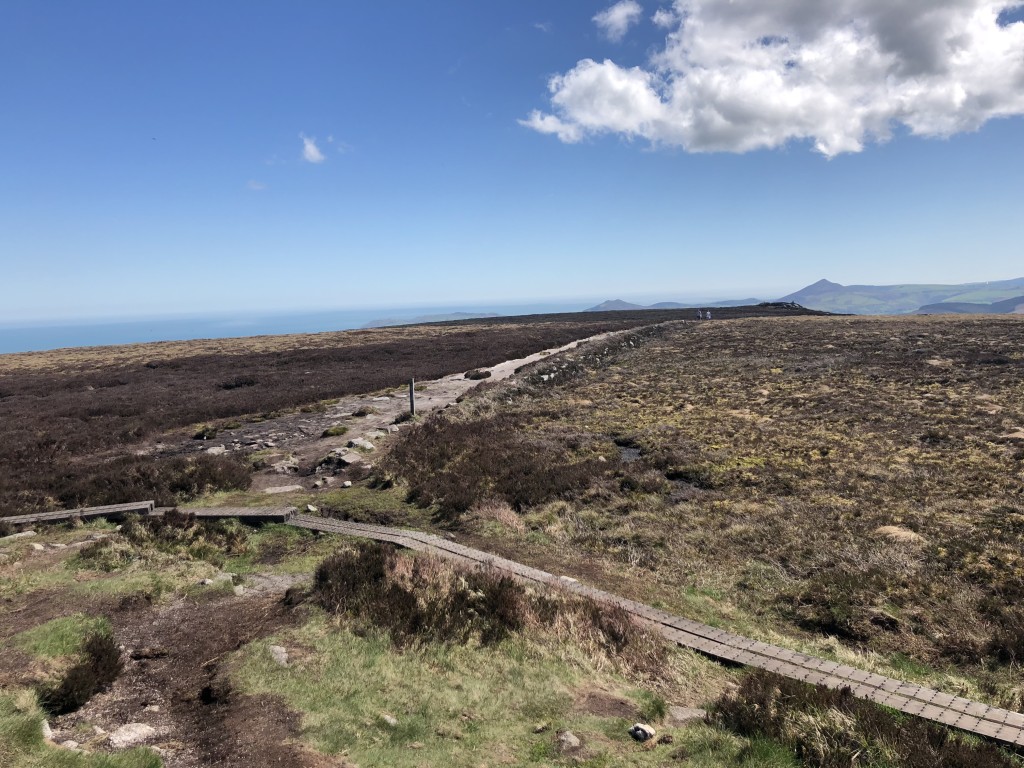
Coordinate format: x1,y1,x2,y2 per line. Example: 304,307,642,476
779,277,1024,314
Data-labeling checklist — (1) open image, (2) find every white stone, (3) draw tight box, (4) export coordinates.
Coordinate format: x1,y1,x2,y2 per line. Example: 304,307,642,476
305,504,319,513
381,713,398,727
342,481,353,488
206,445,227,455
108,723,157,749
268,645,289,667
41,720,53,740
628,723,656,742
557,730,581,751
31,543,45,551
199,578,215,586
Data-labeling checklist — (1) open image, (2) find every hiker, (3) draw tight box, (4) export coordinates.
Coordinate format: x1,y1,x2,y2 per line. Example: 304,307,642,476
706,310,712,320
696,309,703,320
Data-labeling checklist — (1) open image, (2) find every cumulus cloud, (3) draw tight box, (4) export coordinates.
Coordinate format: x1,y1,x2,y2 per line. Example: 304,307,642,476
299,133,325,163
593,1,644,42
524,0,1024,155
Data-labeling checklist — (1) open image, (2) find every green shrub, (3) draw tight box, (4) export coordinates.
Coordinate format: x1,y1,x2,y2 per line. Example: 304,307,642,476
321,425,348,438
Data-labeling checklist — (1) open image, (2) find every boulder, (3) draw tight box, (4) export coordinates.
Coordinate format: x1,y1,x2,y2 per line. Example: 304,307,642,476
268,645,289,667
336,453,363,466
342,480,353,488
666,706,707,727
556,730,582,753
347,438,375,451
205,445,227,456
108,723,157,749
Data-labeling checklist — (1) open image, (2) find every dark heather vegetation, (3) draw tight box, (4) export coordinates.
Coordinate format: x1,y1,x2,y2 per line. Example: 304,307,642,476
378,316,1024,695
38,631,123,716
313,541,667,675
711,670,1021,768
0,309,726,518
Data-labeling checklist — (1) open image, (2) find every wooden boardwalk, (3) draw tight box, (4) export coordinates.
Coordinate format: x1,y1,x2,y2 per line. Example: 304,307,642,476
7,502,1023,748
288,514,1024,748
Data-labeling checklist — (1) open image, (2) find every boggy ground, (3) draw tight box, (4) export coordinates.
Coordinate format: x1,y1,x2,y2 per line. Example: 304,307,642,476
0,309,705,518
377,315,1024,710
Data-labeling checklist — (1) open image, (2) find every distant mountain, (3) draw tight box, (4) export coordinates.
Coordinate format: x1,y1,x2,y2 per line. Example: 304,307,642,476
779,277,1024,315
585,298,764,312
915,295,1024,315
584,299,646,312
362,312,500,329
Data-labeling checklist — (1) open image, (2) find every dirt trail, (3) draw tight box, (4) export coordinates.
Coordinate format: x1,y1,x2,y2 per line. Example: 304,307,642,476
156,330,613,494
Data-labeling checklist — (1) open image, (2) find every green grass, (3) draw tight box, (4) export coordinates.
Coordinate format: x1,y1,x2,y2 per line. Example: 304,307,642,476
12,616,111,660
0,690,161,768
231,614,792,767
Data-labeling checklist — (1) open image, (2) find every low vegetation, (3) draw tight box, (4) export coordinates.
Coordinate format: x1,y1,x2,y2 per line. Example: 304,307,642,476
379,316,1024,706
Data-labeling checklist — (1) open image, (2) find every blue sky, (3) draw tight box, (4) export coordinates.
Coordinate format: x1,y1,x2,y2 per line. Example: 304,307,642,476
2,1,1023,323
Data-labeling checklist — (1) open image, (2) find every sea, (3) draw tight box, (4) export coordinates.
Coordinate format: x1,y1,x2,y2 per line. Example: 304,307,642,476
0,302,585,355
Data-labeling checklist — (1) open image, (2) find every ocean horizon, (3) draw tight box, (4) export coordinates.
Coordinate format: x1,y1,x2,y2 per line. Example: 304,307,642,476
0,302,589,355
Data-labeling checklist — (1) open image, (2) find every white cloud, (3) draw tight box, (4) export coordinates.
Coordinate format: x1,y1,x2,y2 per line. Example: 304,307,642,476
651,8,677,28
526,0,1024,155
299,133,325,163
593,1,644,42
534,21,553,34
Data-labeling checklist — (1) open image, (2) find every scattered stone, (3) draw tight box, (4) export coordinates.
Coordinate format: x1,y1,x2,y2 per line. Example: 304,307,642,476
305,504,319,513
381,713,398,727
628,723,656,742
666,706,706,727
337,453,363,466
46,542,68,550
206,445,227,455
199,578,215,586
342,481,353,488
268,645,289,667
385,425,400,433
263,485,303,495
0,530,35,542
367,430,386,439
348,438,375,451
31,543,45,551
556,730,582,752
108,723,157,749
372,396,391,401
233,585,245,596
322,477,335,487
60,740,80,749
312,480,323,489
41,720,53,740
532,722,549,733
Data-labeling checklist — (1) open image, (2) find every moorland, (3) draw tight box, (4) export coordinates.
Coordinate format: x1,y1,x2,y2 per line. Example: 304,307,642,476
2,308,1023,768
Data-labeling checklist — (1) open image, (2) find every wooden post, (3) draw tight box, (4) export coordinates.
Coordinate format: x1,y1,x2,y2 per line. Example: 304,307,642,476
409,378,416,416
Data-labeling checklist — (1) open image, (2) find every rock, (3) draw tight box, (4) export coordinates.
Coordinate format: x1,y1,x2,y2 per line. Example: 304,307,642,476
532,722,549,733
206,445,227,455
381,713,398,727
372,396,391,401
322,477,335,487
263,485,303,494
46,543,67,550
232,585,245,596
367,430,386,439
108,723,157,749
61,740,80,749
305,504,319,514
268,645,289,667
31,543,46,551
347,437,375,451
336,452,363,466
342,481,353,488
666,706,707,727
199,578,215,586
0,530,35,542
628,723,656,742
385,425,400,433
312,480,323,489
41,720,53,740
556,730,582,752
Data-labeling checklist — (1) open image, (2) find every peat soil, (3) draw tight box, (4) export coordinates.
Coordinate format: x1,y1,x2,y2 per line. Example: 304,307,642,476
50,582,320,767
